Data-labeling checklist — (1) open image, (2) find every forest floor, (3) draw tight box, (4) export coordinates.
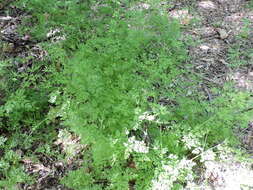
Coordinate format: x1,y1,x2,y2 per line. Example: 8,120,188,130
1,0,253,189
168,0,253,189
168,0,253,145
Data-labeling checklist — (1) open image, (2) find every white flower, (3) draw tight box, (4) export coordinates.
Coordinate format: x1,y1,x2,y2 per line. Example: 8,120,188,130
163,164,175,173
178,158,196,169
151,167,175,190
49,90,60,103
151,178,173,190
151,157,195,190
182,133,201,149
133,123,140,130
139,112,155,121
47,29,61,38
161,148,168,155
185,173,194,181
192,147,203,154
124,136,149,154
201,149,216,162
0,136,7,146
168,154,178,160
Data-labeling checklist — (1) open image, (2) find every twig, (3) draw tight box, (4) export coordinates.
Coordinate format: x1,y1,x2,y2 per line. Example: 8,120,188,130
179,65,223,86
202,83,212,101
194,72,222,86
190,141,225,161
235,107,253,114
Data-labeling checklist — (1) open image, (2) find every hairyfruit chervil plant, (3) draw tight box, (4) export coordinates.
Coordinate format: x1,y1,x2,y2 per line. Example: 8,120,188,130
2,0,252,189
58,1,253,190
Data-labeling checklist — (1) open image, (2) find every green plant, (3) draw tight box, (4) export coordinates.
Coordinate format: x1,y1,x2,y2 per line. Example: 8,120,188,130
227,39,253,68
246,0,253,9
1,0,252,189
239,18,251,39
59,1,252,189
0,150,32,190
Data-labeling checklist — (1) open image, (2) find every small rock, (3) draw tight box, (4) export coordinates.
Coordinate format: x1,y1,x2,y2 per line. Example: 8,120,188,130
225,13,244,22
248,72,253,77
199,45,210,52
168,9,193,25
198,1,217,10
217,28,229,39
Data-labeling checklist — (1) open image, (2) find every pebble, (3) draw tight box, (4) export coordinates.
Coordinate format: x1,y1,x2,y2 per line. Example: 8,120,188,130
198,1,217,10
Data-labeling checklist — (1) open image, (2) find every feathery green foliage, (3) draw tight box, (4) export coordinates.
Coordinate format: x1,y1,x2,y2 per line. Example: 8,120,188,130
0,0,252,189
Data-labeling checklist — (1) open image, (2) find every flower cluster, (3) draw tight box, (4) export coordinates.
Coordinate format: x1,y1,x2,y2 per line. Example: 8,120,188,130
151,155,195,190
182,133,205,155
138,111,156,121
200,149,216,163
124,136,149,154
182,133,201,150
